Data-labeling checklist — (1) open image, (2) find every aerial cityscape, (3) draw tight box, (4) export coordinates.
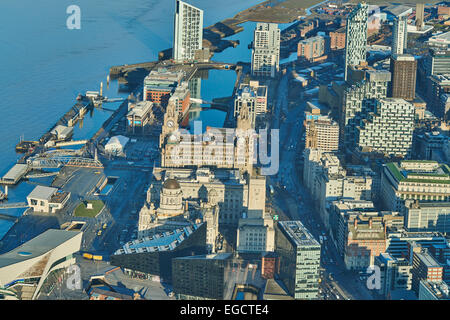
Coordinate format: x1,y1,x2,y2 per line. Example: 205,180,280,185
1,0,450,306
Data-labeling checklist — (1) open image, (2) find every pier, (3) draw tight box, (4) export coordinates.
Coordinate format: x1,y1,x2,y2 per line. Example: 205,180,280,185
54,140,88,148
0,202,28,210
0,164,30,185
0,213,18,222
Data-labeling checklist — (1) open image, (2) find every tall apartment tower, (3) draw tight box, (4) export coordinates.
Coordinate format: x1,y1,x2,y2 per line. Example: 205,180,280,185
173,0,203,62
390,54,417,101
344,3,368,81
416,3,425,30
251,23,280,78
392,14,408,55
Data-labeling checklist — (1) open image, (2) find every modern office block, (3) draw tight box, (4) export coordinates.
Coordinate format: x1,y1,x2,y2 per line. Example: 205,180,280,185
172,253,232,300
275,221,321,300
411,246,443,294
374,253,412,298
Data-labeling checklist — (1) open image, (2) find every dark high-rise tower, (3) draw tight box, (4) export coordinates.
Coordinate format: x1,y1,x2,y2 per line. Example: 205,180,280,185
390,54,417,101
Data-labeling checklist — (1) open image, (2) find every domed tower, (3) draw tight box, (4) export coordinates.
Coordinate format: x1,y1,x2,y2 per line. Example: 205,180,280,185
157,178,184,219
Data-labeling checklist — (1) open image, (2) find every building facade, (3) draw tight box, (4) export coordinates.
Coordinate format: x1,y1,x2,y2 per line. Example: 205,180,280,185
329,28,346,50
297,35,330,62
381,161,450,212
339,70,391,151
374,253,412,299
110,223,207,282
143,69,184,106
404,201,450,234
344,3,368,81
173,0,203,62
172,253,232,300
390,54,417,101
234,81,268,127
26,186,70,214
0,230,82,300
356,98,415,158
251,23,280,78
304,111,339,152
411,246,443,294
392,14,408,55
144,167,266,227
126,101,154,134
275,221,321,300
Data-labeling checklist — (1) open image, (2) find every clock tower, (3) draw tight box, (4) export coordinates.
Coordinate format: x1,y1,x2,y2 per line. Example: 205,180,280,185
160,100,179,148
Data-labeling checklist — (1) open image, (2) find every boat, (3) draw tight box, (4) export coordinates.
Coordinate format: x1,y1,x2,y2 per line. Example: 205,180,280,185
15,140,39,153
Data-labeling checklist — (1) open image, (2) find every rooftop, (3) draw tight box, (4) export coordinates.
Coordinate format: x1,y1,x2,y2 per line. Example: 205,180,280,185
127,101,153,118
0,229,81,269
278,221,319,248
415,250,441,268
27,185,58,201
114,223,203,255
420,280,450,300
428,31,450,45
384,4,413,17
385,161,450,184
1,164,28,182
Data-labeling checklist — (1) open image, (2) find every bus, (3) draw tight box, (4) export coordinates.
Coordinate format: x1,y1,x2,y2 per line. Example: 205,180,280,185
82,253,93,260
93,255,103,261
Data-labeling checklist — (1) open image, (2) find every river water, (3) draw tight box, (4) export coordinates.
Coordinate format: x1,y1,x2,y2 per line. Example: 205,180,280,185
0,0,300,239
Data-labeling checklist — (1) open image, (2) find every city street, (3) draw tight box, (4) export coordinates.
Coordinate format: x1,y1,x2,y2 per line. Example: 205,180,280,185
268,65,375,300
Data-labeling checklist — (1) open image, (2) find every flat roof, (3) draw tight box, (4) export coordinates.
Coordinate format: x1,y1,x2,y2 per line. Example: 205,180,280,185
0,229,81,269
384,4,413,17
278,221,319,247
27,185,57,201
428,31,450,43
2,164,28,182
385,162,450,184
416,251,441,268
127,102,153,118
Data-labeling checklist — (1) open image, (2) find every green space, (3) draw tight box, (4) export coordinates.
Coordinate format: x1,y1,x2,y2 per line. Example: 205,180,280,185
74,200,105,218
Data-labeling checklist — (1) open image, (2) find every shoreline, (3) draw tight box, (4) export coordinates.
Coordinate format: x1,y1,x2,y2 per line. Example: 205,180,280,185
0,0,320,242
163,0,318,59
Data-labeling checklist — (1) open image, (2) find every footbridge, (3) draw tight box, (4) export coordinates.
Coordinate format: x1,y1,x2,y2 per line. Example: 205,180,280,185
27,156,103,169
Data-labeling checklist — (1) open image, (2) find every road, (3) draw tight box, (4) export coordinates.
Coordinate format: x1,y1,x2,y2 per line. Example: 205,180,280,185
268,66,374,300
